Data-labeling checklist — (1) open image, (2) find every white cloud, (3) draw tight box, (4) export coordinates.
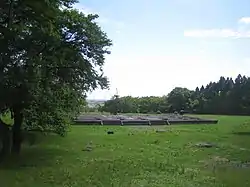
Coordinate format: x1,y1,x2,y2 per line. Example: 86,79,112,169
73,3,97,15
184,17,250,38
88,56,250,100
72,3,108,25
115,30,121,34
88,53,250,100
184,29,250,38
72,3,125,34
242,58,250,67
239,17,250,24
184,16,250,38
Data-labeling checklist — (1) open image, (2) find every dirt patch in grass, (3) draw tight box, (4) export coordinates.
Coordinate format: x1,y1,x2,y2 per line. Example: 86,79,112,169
201,156,250,169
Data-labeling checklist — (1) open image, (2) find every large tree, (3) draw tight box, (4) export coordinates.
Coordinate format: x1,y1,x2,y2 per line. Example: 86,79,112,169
0,0,112,156
167,87,192,112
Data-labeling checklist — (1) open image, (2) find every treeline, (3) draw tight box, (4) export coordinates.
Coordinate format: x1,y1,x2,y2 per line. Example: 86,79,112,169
98,74,250,115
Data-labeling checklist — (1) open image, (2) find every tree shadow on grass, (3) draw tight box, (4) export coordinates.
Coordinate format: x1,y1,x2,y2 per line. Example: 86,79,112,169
233,132,250,136
0,146,69,170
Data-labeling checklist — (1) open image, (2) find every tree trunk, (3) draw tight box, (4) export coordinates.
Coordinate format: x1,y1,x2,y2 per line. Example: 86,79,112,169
11,106,23,155
0,119,11,160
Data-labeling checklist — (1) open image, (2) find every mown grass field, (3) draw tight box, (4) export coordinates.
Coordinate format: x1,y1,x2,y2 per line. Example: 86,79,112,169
1,115,250,187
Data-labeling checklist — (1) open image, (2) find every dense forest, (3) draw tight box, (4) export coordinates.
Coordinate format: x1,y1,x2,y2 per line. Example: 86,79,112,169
98,74,250,115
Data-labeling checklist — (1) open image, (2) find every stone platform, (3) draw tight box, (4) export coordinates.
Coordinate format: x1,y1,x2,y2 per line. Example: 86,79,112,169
74,114,218,125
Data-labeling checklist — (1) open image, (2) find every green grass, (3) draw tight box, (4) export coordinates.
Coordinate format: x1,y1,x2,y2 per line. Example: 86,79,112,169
1,115,250,187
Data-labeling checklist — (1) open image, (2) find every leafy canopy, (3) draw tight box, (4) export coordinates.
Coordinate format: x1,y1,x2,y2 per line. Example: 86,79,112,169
0,0,112,135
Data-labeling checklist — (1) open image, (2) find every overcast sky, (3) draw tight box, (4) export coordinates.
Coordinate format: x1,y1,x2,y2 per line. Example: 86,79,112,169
75,0,250,100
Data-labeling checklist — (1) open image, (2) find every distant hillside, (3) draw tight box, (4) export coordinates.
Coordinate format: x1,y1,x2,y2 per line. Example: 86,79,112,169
87,99,106,107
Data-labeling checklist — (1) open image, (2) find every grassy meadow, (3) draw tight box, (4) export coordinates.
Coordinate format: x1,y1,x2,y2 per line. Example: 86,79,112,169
1,115,250,187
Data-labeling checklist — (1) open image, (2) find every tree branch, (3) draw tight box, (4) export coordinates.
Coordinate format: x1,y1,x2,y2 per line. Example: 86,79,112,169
7,0,13,29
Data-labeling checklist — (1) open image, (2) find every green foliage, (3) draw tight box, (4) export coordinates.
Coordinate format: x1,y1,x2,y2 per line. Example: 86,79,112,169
100,95,169,114
100,74,250,115
166,87,192,112
0,0,112,135
193,75,250,115
99,95,119,114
